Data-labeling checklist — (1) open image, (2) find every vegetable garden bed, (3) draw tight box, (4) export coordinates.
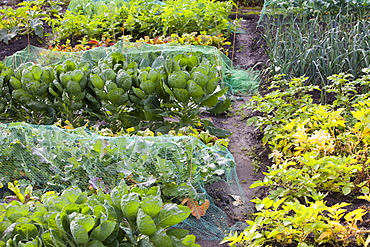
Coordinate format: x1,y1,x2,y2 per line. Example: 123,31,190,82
2,0,370,246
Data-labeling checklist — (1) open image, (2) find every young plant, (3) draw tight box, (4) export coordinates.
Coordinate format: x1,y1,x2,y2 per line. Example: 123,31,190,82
222,198,370,247
0,182,200,246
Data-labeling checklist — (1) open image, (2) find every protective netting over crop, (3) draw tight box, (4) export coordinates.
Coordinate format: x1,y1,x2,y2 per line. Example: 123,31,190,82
3,42,259,95
0,122,247,241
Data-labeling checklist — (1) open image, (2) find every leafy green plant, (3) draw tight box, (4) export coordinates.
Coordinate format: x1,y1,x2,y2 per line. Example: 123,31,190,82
136,33,231,55
0,62,13,115
251,153,362,201
0,182,200,246
9,63,57,124
0,0,64,44
0,122,235,204
244,75,319,145
0,49,231,131
50,0,234,43
233,73,370,246
222,198,370,247
48,38,117,52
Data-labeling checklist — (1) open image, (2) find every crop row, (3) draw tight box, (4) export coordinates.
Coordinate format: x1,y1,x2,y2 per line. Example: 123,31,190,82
224,73,370,246
222,0,370,246
0,51,230,132
0,0,234,46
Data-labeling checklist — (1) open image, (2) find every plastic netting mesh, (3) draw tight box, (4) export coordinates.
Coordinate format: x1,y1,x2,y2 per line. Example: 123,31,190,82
3,42,259,95
1,42,257,241
0,122,247,241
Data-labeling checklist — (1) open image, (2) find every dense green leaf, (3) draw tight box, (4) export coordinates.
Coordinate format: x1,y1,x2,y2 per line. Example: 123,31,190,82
156,204,191,228
14,224,38,241
121,195,141,221
149,228,173,247
91,220,116,241
140,196,162,218
70,213,95,244
137,209,157,236
166,228,190,239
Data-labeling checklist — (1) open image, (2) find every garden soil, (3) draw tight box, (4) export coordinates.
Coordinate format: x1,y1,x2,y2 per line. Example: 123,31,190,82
196,13,271,246
0,11,272,246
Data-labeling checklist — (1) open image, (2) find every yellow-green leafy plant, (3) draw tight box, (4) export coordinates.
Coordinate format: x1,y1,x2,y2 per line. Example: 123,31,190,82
222,198,370,247
233,73,370,246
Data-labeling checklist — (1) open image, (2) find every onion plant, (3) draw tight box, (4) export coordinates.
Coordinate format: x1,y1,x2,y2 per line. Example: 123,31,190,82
262,12,370,102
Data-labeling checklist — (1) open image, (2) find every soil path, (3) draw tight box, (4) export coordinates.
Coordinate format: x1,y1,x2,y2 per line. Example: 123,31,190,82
196,14,269,246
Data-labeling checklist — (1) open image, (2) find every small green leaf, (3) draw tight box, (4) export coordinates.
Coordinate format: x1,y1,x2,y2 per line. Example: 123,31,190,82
66,81,82,96
207,98,231,114
342,186,351,195
140,80,156,95
204,78,218,94
168,72,187,89
116,71,132,90
49,230,68,247
111,181,129,210
173,88,190,103
6,204,28,222
91,220,116,241
14,224,38,241
140,196,162,218
70,214,95,244
107,88,126,105
86,240,105,247
156,204,191,228
166,228,190,239
121,194,141,221
149,228,173,247
182,234,200,246
61,187,83,204
90,74,105,89
201,95,218,107
137,209,157,236
187,80,204,98
133,87,147,99
191,71,208,87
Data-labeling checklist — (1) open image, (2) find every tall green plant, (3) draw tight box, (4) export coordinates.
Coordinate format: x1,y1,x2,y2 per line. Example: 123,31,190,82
262,13,370,100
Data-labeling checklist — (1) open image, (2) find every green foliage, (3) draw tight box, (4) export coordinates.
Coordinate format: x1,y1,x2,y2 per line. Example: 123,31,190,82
0,122,235,203
0,183,199,246
222,198,370,247
264,0,370,17
1,51,230,132
228,74,370,246
50,0,234,43
0,0,64,44
0,63,12,114
251,153,362,201
262,14,370,93
137,33,232,55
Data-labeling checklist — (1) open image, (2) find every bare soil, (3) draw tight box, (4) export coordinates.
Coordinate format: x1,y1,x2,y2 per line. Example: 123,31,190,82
195,14,271,246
